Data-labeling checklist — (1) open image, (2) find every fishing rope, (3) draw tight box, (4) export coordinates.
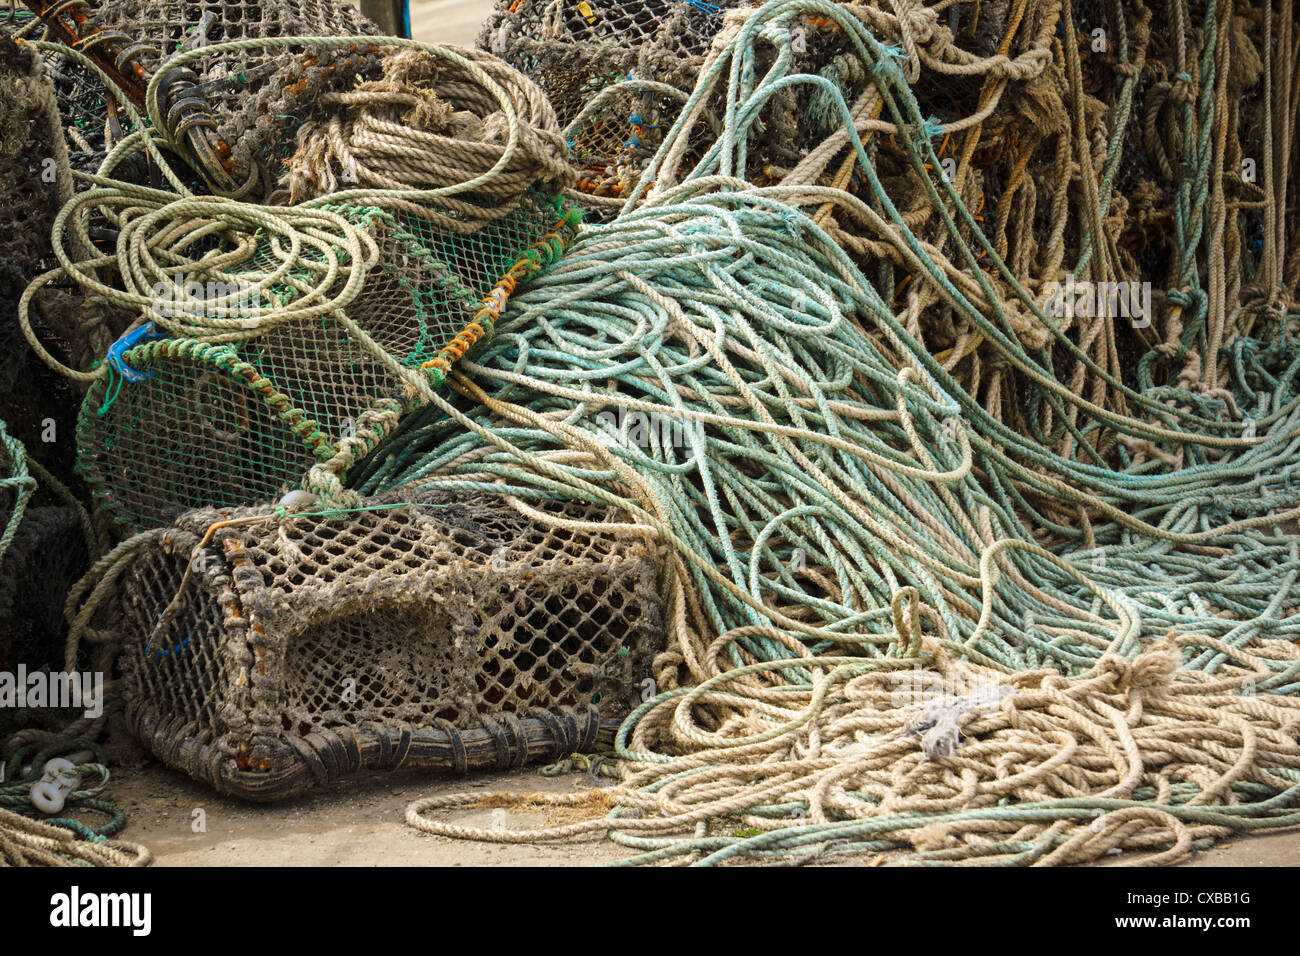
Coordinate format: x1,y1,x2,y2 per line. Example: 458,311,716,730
0,429,141,866
0,741,150,867
399,0,1300,865
14,33,583,523
13,0,1297,866
0,420,36,568
17,33,578,372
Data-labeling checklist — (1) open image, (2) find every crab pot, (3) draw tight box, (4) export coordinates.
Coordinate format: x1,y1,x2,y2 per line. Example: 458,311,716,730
110,490,665,800
77,327,403,538
76,193,575,538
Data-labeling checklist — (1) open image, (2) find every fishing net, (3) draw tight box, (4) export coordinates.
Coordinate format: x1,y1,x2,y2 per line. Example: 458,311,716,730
393,0,1300,865
480,0,732,121
478,0,748,219
68,490,664,800
0,42,98,732
0,34,64,277
19,0,1299,867
2,7,124,173
8,24,584,540
0,507,90,673
479,0,912,220
75,191,579,538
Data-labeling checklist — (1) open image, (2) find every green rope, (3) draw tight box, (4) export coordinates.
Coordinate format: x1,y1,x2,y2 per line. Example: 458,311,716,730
396,0,1300,866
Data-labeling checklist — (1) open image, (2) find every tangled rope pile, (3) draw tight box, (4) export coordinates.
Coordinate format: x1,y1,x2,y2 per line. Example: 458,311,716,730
1,11,595,862
0,429,135,867
18,32,576,368
396,0,1300,865
83,0,386,200
640,0,1298,474
9,30,583,533
6,0,1298,866
0,740,149,867
410,638,1300,866
0,807,149,867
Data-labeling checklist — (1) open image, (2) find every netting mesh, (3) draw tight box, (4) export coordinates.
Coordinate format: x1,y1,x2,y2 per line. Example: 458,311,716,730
481,0,736,117
478,0,744,217
335,193,572,365
77,337,362,535
87,0,385,199
0,34,92,491
109,490,664,799
479,2,875,218
0,37,62,277
76,192,572,537
39,49,118,173
0,505,92,740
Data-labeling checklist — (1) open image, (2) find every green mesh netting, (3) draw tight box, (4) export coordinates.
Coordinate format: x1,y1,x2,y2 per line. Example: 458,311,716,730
76,192,578,536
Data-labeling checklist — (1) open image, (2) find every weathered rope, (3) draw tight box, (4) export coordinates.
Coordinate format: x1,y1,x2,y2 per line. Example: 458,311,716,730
284,46,576,229
397,0,1300,866
0,420,36,568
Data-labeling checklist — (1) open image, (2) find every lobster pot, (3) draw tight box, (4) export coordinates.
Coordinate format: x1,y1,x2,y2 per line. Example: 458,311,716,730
0,36,62,279
332,193,574,369
479,0,728,219
111,491,665,800
480,1,863,219
480,0,730,124
0,8,120,174
89,0,386,199
77,327,404,537
77,193,574,538
0,35,93,481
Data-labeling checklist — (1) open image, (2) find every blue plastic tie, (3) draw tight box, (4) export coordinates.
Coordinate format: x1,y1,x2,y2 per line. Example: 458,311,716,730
105,322,166,383
686,0,722,15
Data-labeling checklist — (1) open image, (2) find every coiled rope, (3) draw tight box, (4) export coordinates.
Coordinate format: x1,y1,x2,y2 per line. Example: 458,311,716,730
398,0,1300,865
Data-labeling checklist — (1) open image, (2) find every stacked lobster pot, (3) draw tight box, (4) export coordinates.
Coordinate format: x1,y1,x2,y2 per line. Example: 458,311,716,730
2,0,667,797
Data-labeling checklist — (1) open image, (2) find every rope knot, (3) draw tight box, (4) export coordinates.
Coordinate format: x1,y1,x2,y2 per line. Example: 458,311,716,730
1169,73,1197,104
1096,650,1176,692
